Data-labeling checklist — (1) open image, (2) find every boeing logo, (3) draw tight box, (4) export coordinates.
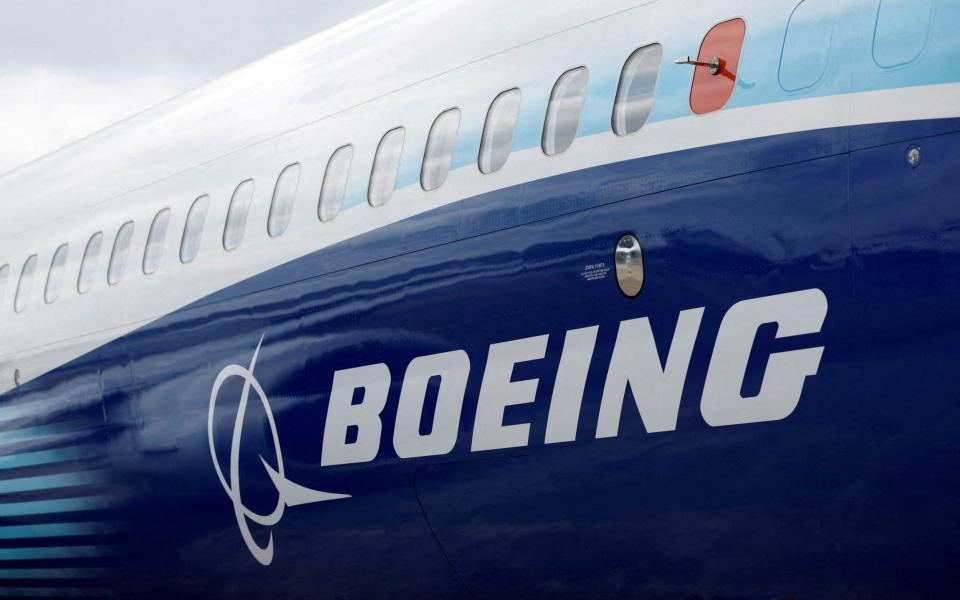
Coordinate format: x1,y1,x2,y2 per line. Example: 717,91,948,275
207,336,349,566
209,289,828,565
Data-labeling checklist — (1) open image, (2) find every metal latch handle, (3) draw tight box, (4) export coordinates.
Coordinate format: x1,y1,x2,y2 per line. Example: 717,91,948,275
674,55,721,76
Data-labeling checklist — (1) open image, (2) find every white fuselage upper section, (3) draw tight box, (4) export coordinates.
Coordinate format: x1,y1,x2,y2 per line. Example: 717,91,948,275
0,0,957,396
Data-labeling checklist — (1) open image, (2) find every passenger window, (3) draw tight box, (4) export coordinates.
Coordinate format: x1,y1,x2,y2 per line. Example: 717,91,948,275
0,264,8,309
78,232,103,294
319,145,354,222
223,180,255,250
14,254,38,313
369,128,405,207
108,221,135,285
143,209,172,275
180,195,210,264
422,109,461,191
44,244,69,304
613,44,662,136
542,67,589,156
267,163,301,237
479,89,522,174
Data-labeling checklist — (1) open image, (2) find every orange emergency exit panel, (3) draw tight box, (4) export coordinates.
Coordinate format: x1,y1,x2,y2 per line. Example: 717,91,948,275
690,18,746,114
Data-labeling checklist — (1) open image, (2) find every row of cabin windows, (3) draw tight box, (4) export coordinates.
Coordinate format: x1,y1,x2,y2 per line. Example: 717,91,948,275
0,43,663,315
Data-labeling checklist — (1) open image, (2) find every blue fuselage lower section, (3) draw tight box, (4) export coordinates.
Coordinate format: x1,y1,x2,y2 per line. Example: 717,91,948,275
1,118,959,599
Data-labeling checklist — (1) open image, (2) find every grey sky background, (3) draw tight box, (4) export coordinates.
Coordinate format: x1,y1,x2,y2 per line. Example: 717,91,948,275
0,0,387,174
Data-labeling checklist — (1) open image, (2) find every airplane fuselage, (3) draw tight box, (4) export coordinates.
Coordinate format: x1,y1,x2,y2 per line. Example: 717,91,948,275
0,0,958,597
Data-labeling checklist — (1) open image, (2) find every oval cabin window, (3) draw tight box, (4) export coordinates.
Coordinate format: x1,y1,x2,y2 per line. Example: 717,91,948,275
224,180,255,250
14,254,38,313
422,109,461,191
44,243,69,304
542,67,589,156
268,163,301,237
78,232,103,294
143,208,172,275
479,89,522,174
369,128,405,207
319,145,353,222
180,195,210,264
613,44,662,136
108,221,135,285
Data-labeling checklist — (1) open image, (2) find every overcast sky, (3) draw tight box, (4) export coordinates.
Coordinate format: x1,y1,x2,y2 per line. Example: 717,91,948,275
0,0,387,174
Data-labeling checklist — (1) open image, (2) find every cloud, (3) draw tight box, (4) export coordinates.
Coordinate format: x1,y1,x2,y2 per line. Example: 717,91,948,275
0,0,388,78
0,68,185,173
0,0,387,173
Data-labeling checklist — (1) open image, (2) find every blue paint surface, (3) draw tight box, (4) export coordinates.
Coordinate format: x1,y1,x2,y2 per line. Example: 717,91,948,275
1,116,958,597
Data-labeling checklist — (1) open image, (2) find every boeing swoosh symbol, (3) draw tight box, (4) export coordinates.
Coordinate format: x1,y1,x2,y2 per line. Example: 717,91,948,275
207,335,349,566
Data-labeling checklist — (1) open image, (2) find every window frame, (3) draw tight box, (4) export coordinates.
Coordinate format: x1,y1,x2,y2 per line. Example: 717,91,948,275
319,145,354,222
108,221,135,286
223,179,256,251
479,88,523,174
267,163,301,238
368,127,405,207
14,254,38,314
542,66,590,156
77,232,104,295
421,108,461,191
143,208,172,275
612,44,662,136
44,243,70,304
180,195,210,264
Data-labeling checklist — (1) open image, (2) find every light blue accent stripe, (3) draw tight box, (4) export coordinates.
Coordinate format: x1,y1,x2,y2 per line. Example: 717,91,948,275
0,588,110,598
0,447,98,471
0,471,104,495
0,568,108,580
0,396,90,426
0,423,86,446
0,546,108,561
0,496,114,518
0,522,116,540
340,0,960,213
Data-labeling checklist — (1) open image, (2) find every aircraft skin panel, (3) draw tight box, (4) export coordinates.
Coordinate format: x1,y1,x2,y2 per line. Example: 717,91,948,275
0,0,957,240
0,119,957,597
0,0,958,597
1,83,957,396
0,0,958,377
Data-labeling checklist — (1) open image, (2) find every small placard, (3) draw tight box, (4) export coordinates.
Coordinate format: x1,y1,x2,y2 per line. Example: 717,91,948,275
580,262,611,282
